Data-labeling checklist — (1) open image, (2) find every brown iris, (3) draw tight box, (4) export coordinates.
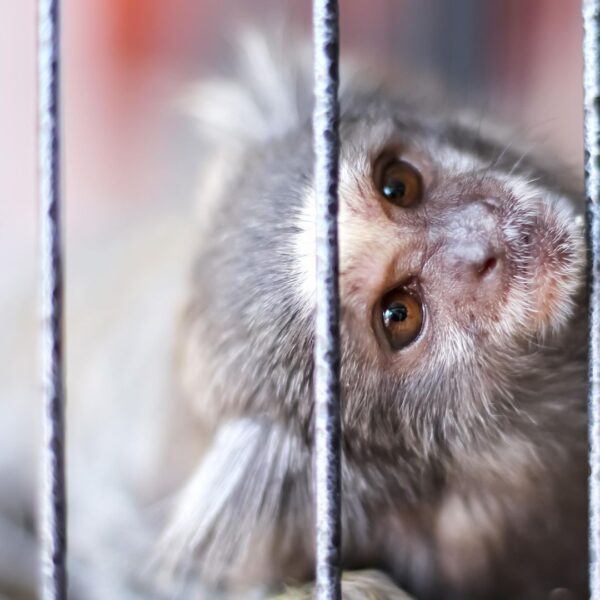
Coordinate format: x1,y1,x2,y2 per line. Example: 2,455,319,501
374,158,423,208
380,289,423,350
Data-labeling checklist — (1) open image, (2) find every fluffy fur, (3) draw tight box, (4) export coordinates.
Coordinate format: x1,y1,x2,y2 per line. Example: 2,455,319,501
0,30,588,600
167,30,588,599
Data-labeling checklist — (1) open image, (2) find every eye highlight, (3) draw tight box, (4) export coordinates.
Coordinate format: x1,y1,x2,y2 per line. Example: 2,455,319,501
374,157,423,208
380,288,423,350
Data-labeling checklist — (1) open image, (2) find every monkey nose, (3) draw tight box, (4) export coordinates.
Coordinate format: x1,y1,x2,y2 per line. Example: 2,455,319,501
441,201,504,297
474,253,499,279
446,240,501,278
442,239,504,306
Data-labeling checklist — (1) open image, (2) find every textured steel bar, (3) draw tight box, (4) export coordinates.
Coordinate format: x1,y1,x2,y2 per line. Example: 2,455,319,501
584,1,600,598
312,1,342,599
38,0,67,598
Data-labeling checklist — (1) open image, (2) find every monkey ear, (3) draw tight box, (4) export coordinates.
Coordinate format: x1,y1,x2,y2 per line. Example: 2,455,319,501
178,24,365,222
180,26,314,146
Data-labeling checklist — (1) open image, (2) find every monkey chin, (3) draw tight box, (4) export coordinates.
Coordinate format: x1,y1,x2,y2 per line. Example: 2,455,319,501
500,189,584,341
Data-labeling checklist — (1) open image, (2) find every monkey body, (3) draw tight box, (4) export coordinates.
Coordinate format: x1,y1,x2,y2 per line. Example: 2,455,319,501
0,33,587,600
159,44,588,599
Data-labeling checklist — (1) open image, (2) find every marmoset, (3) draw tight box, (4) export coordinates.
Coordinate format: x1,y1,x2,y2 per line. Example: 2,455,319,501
0,31,587,600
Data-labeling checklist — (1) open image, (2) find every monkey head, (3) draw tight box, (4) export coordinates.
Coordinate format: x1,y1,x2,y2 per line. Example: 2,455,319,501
179,87,584,466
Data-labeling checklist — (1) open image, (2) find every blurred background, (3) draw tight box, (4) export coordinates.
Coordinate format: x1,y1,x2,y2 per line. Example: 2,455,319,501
0,0,584,284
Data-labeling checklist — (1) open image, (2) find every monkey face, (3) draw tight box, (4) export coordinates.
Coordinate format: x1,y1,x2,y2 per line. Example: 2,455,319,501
182,98,584,450
289,113,585,446
300,117,583,369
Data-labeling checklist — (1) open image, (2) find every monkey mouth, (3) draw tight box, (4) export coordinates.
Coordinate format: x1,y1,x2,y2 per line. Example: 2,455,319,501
500,201,583,333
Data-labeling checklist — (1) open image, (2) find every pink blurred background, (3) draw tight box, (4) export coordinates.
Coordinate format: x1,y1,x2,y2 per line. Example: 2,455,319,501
0,1,584,279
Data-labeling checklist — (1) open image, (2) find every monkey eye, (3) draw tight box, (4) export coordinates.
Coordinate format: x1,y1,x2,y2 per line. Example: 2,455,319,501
374,158,423,208
380,288,423,350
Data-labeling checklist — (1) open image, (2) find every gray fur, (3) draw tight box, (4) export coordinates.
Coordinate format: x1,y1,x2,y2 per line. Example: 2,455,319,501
169,31,588,600
0,31,588,600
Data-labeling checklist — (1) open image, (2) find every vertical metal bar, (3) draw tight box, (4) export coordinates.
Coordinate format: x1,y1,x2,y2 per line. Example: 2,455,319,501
584,1,600,598
38,0,67,598
312,1,342,599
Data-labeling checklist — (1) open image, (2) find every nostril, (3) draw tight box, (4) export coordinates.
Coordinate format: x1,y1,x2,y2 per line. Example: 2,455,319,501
477,256,498,278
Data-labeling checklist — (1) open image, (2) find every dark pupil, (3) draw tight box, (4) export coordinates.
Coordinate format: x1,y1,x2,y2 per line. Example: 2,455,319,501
383,178,406,199
384,302,408,323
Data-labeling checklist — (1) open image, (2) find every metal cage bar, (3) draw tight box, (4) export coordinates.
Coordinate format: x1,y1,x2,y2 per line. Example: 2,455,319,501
38,0,67,598
584,1,600,598
312,1,342,599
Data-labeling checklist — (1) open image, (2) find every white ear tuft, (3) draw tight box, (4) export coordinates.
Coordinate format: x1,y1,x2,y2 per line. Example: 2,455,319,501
181,27,313,147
